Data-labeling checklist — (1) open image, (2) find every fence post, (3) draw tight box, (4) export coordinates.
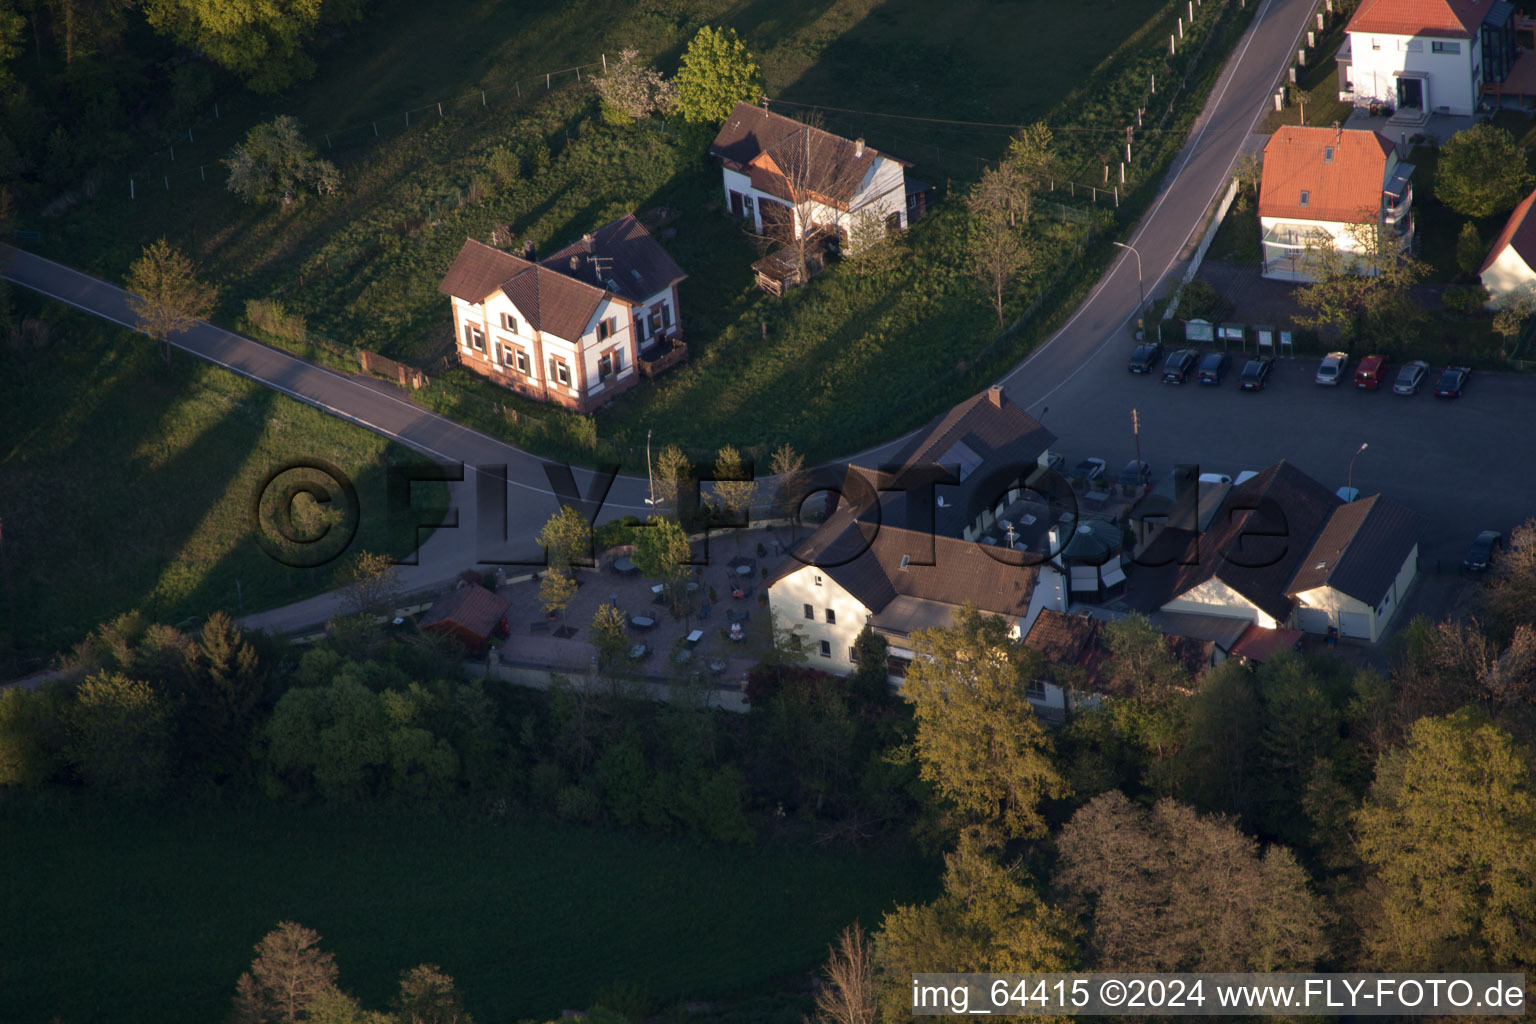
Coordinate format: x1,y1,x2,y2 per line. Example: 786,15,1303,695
326,134,332,148
405,110,410,126
546,73,551,90
438,102,443,118
130,178,135,199
169,143,175,161
164,176,169,191
374,122,379,137
200,165,205,181
214,102,219,120
602,53,606,71
482,91,486,107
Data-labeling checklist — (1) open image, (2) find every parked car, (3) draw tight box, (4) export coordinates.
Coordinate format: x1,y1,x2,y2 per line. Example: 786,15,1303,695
1038,450,1066,475
1354,354,1389,389
1128,341,1164,374
1393,360,1429,395
1315,351,1348,385
1117,459,1151,487
1198,472,1233,484
1433,366,1471,398
1197,351,1230,384
1072,457,1106,482
1161,348,1198,383
1464,530,1502,572
1238,358,1273,391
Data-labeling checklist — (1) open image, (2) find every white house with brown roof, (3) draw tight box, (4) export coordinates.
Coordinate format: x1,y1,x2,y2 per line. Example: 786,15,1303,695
1480,187,1536,300
1258,126,1415,281
438,213,686,412
1286,494,1424,642
709,101,913,245
1337,0,1519,116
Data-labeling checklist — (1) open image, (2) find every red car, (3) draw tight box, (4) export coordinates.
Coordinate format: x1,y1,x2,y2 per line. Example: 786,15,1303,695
1354,354,1389,389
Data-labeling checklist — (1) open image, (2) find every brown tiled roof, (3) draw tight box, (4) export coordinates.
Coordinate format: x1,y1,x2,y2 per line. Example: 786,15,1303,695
1023,610,1212,694
1130,461,1341,624
1259,127,1395,223
1286,494,1424,604
541,213,686,304
709,101,911,209
1481,187,1536,274
1347,0,1490,38
438,239,528,304
1229,624,1305,663
440,239,612,342
420,584,511,638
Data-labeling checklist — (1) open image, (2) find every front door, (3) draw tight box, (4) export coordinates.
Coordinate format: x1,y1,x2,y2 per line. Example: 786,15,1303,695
729,190,744,217
1396,76,1424,110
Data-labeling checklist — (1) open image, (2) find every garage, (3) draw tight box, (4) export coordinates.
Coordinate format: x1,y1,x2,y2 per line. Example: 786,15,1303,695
1338,611,1372,640
1296,607,1332,635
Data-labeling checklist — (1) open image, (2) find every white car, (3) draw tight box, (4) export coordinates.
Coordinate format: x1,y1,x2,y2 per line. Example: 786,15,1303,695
1315,351,1348,385
1072,458,1107,482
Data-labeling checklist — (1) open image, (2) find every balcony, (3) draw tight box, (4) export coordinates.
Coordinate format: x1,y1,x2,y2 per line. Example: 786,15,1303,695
1383,166,1414,226
637,336,687,379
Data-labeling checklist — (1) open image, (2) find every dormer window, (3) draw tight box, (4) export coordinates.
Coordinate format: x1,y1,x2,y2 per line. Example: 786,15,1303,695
1324,146,1333,163
1299,190,1310,208
899,554,911,570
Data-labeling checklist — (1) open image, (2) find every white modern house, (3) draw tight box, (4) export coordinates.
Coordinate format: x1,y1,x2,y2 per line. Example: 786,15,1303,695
1336,0,1520,117
1286,495,1424,643
1480,187,1536,301
709,101,914,246
1258,126,1415,282
438,214,686,412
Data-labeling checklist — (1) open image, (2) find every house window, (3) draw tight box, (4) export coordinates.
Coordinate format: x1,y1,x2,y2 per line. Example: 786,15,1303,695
1299,190,1310,207
597,318,614,341
463,323,486,352
1026,679,1047,702
636,315,649,342
649,302,673,335
803,603,814,620
598,352,613,382
825,608,836,624
1324,146,1334,163
814,574,823,587
549,358,571,387
1431,40,1460,54
501,313,518,333
819,640,831,658
514,347,530,375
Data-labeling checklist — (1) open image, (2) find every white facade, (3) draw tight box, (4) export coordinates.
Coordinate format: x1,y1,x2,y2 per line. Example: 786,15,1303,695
766,563,871,673
1343,30,1481,115
1291,543,1418,643
1481,244,1536,300
721,155,909,242
1159,576,1281,629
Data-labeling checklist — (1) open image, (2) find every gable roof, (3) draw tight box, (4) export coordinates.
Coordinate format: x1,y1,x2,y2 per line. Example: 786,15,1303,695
1024,610,1108,683
540,213,687,304
1480,187,1536,274
438,239,527,306
1259,127,1396,223
420,584,511,638
1130,461,1342,623
1346,0,1491,38
1286,494,1424,604
710,101,911,208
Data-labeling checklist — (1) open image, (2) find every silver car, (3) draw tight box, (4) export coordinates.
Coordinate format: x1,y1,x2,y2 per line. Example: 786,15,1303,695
1315,351,1348,385
1393,360,1429,395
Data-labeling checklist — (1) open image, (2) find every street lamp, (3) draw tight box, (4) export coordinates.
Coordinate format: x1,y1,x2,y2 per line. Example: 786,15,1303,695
645,429,656,507
1347,442,1368,496
1112,241,1159,343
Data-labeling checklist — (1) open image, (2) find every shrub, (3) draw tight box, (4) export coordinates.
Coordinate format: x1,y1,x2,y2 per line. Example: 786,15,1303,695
1177,278,1235,323
556,784,602,823
1442,284,1490,316
594,516,642,552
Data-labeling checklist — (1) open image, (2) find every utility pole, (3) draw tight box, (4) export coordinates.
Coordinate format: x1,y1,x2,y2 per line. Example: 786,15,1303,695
645,429,656,508
1132,409,1143,485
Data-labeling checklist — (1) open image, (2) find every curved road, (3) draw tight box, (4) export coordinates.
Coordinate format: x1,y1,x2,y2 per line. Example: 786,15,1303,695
13,0,1484,641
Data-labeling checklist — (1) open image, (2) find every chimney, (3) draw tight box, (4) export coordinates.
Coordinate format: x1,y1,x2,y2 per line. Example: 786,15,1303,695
988,384,1005,407
855,138,865,158
569,255,581,271
581,233,594,254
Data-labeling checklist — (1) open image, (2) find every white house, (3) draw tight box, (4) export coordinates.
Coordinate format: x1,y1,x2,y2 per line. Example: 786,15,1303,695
1337,0,1519,116
438,214,686,412
1258,126,1415,282
1286,494,1424,642
1480,187,1536,300
709,101,914,246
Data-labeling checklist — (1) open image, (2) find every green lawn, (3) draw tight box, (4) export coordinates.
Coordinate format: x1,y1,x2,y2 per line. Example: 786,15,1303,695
0,797,936,1024
1208,194,1261,263
1260,12,1352,133
0,304,447,672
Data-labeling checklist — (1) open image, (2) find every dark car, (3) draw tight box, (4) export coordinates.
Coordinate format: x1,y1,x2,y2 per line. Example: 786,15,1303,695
1197,351,1229,384
1464,530,1502,572
1117,459,1151,487
1238,358,1273,391
1128,341,1164,374
1433,366,1470,398
1161,349,1198,383
1393,360,1429,395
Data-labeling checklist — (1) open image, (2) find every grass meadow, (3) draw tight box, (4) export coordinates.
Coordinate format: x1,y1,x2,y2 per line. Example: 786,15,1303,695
0,796,936,1024
0,302,448,671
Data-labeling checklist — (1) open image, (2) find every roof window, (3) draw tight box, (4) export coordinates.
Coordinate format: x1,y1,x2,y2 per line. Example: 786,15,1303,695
1324,146,1334,163
1299,190,1310,207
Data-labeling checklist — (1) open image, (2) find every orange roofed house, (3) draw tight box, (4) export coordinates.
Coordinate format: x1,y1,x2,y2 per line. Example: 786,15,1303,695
438,213,686,412
1479,187,1536,302
1258,126,1415,282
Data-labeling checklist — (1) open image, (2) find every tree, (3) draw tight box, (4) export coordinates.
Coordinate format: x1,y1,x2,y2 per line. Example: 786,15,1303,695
0,1,24,89
1456,221,1487,277
1231,148,1264,209
64,672,172,796
340,551,401,620
1435,123,1536,219
225,115,341,205
1354,709,1536,971
537,505,593,571
1492,285,1536,356
901,605,1067,841
709,444,758,529
1007,122,1057,199
632,517,693,617
1484,518,1536,640
180,609,266,780
394,964,473,1024
1055,791,1329,972
875,835,1077,1021
595,48,674,122
0,683,68,787
653,443,692,521
1393,616,1536,721
769,443,808,523
539,568,577,622
1101,612,1191,706
232,921,341,1024
672,26,763,125
125,239,219,365
1294,221,1428,353
813,924,875,1024
966,170,1036,329
590,603,629,674
142,0,353,93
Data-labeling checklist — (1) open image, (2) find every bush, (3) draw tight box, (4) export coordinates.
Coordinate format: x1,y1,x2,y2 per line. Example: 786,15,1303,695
594,516,642,552
1177,279,1235,323
1442,284,1490,316
556,784,602,822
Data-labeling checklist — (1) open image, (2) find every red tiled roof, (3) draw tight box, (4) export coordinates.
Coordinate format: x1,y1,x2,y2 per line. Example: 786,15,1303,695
1480,187,1536,274
1347,0,1490,38
1259,127,1395,223
420,584,511,639
1229,624,1305,663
